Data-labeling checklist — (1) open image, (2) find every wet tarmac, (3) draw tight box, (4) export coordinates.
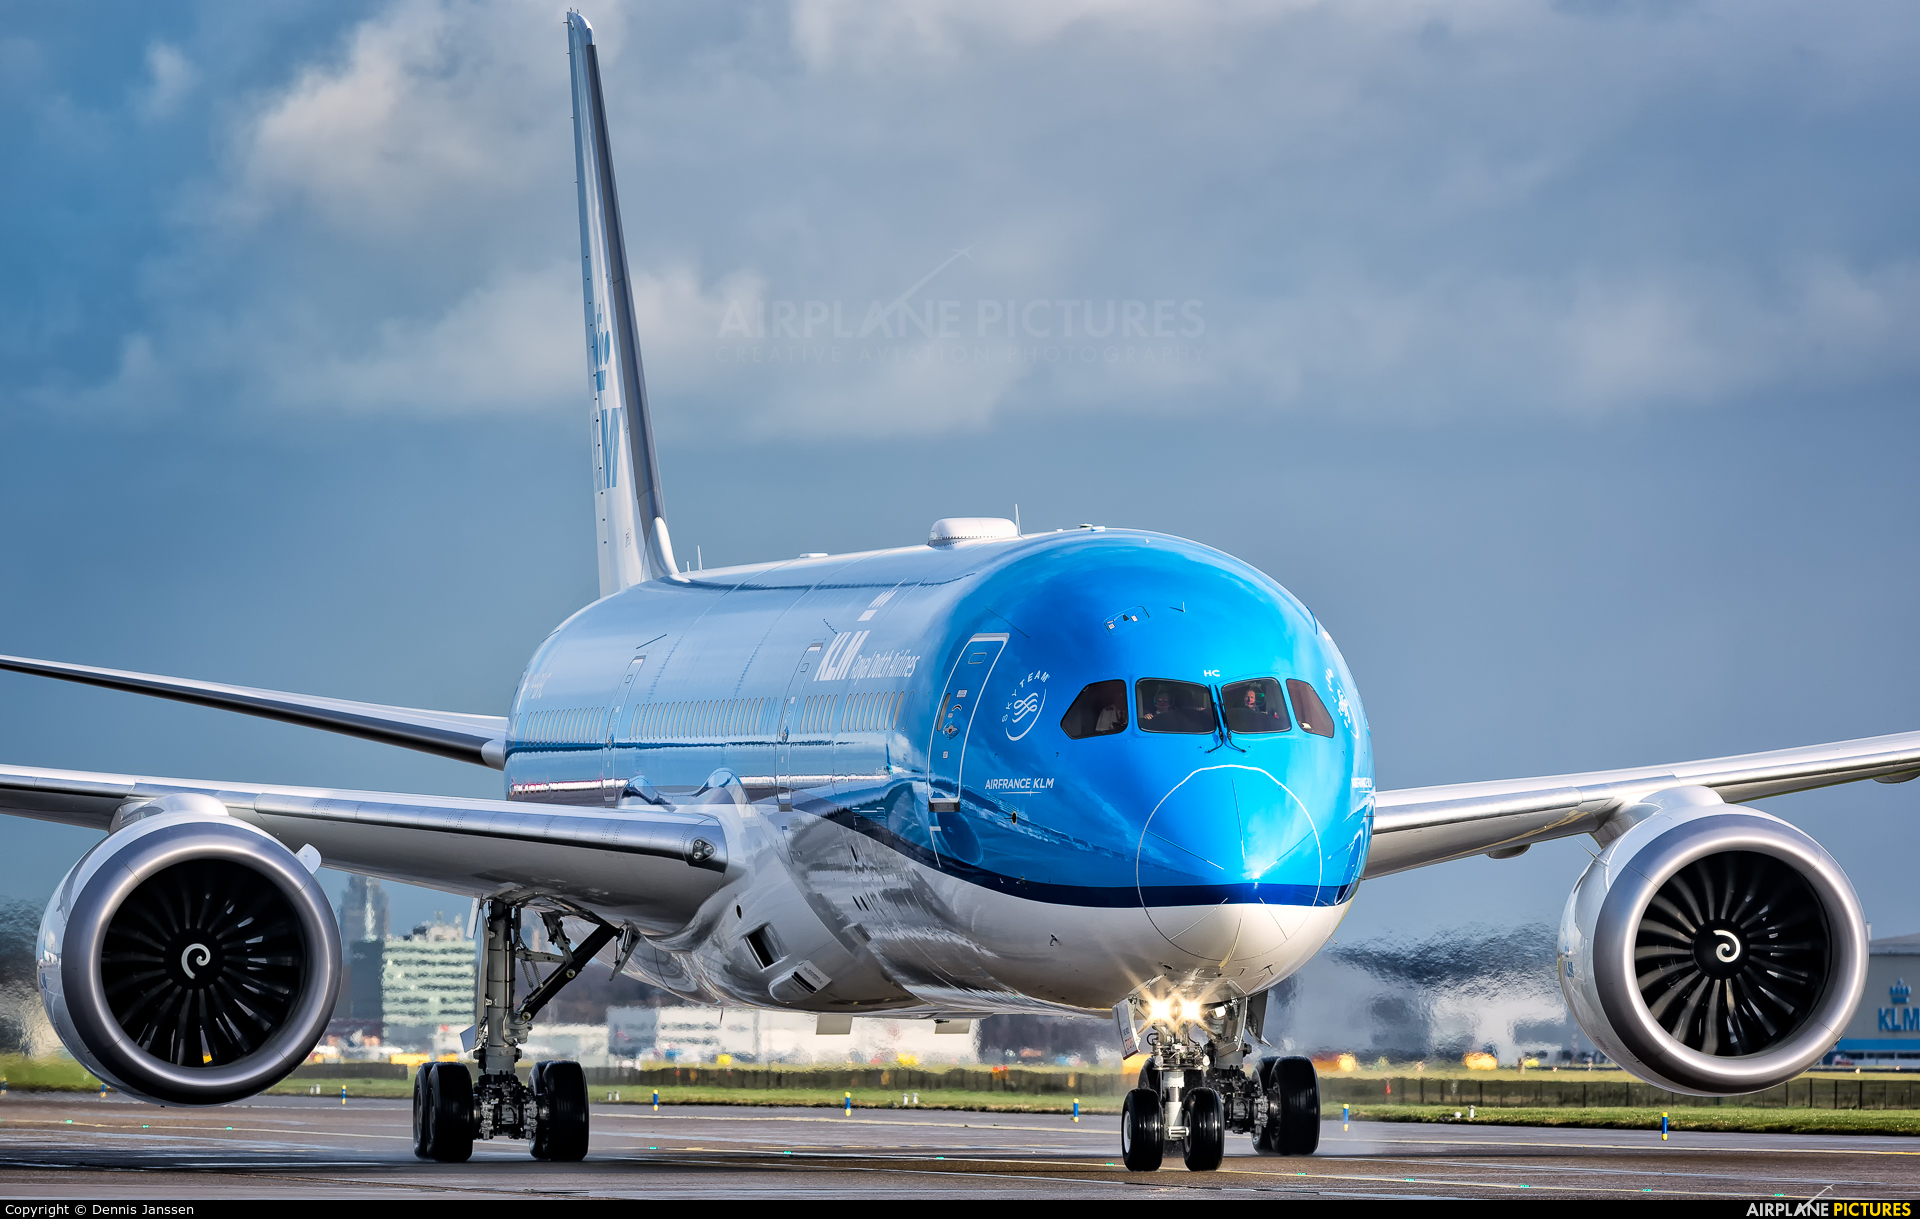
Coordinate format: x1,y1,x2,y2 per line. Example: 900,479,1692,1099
1,1092,1916,1200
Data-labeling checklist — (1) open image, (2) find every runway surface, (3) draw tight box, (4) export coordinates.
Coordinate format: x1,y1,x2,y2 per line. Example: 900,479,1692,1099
1,1092,1916,1199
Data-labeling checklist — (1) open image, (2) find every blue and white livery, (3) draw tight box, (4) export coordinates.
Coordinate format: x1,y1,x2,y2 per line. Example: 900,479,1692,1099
3,11,1916,1172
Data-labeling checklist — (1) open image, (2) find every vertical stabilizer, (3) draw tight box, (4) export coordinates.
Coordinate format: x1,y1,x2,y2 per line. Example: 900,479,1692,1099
568,12,677,592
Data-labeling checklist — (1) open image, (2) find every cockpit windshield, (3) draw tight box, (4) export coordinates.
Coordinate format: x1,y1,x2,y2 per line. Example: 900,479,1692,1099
1221,678,1291,734
1060,679,1128,739
1136,678,1217,735
1288,678,1337,737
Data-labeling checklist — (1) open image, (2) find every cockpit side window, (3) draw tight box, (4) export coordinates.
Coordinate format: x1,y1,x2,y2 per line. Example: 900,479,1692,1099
1287,678,1337,737
1060,679,1128,739
1222,678,1291,734
1136,678,1217,735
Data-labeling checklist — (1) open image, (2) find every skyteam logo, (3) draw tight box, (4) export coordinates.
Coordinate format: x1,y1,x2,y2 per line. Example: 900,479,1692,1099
1002,670,1049,741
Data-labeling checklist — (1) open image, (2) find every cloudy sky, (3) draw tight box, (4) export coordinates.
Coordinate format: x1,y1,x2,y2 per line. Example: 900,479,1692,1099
2,0,1917,949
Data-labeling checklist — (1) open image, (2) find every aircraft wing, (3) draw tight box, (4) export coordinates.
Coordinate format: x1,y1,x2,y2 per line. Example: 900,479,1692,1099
0,761,730,933
0,652,507,768
1364,729,1920,878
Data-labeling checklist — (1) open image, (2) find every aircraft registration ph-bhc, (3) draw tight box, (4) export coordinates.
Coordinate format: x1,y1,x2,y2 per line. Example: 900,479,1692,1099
4,11,1918,1173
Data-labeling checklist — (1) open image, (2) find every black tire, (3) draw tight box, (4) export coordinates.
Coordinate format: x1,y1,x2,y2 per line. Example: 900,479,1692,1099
1250,1059,1280,1154
1271,1055,1319,1156
528,1062,552,1160
530,1060,590,1162
412,1065,431,1159
423,1062,474,1163
1182,1087,1225,1172
1137,1060,1162,1094
1121,1087,1165,1172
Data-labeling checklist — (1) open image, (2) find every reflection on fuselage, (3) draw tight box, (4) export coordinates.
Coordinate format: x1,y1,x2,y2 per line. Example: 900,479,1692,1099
500,528,1375,1010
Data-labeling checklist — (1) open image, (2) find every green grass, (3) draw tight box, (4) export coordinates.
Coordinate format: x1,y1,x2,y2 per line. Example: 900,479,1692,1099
269,1077,417,1099
0,1054,103,1093
1352,1103,1920,1137
266,1079,1120,1111
588,1086,1120,1113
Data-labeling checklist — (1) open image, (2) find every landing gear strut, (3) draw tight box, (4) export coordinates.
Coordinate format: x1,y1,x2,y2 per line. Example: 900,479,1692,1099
411,899,616,1163
1111,985,1320,1171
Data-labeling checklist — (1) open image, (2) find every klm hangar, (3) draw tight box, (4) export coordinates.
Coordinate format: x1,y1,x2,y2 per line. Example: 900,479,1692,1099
1831,933,1920,1067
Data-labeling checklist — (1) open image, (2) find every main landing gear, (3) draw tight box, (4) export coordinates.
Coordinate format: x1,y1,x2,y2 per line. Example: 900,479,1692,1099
1112,986,1320,1171
412,900,619,1163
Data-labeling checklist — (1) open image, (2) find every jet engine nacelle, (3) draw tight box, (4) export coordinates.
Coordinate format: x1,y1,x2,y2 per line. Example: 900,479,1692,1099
37,794,341,1105
1558,786,1866,1096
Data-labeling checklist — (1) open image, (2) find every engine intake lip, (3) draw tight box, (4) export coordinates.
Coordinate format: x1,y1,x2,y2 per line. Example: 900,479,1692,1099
1593,812,1865,1096
60,819,340,1106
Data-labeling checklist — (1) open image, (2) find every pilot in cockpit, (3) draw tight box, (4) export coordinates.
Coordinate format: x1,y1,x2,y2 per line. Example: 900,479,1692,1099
1240,685,1285,730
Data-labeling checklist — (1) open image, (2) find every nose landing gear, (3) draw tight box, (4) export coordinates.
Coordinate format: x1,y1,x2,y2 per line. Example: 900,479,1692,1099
410,900,614,1163
1112,985,1320,1171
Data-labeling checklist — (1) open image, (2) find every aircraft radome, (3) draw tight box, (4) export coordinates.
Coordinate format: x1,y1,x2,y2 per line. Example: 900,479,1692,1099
3,10,1916,1173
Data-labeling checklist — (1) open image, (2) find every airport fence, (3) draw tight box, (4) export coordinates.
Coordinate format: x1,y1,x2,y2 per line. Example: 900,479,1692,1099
580,1065,1128,1097
288,1063,411,1080
285,1062,1127,1096
1322,1074,1920,1111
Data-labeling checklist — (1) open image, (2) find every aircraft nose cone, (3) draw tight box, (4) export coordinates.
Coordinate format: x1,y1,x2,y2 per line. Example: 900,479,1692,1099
1135,765,1324,963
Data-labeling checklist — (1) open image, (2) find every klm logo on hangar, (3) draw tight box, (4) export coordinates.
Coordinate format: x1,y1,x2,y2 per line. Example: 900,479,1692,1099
1878,978,1918,1032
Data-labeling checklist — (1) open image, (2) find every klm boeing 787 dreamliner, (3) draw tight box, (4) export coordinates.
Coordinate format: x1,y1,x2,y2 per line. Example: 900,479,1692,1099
4,12,1917,1172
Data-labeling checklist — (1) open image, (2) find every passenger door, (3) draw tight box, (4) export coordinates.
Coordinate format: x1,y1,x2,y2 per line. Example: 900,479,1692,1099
775,642,825,811
926,633,1009,819
602,652,647,804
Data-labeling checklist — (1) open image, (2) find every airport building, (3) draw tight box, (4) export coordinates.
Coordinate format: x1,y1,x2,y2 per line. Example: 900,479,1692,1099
608,1005,980,1065
1830,931,1920,1068
381,921,476,1049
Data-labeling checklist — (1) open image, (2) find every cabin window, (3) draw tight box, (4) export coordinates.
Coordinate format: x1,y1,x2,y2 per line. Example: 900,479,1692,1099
1060,680,1128,739
1222,678,1291,734
1136,678,1217,735
1288,679,1337,737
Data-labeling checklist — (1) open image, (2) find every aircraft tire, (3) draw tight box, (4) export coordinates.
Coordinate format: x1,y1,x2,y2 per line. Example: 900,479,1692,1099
1272,1055,1320,1156
1121,1087,1165,1172
411,1065,431,1159
1182,1087,1225,1172
423,1062,475,1163
530,1060,590,1162
1137,1060,1161,1093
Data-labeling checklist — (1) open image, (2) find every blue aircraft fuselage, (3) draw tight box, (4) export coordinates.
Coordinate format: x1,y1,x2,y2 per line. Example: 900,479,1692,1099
503,527,1374,1012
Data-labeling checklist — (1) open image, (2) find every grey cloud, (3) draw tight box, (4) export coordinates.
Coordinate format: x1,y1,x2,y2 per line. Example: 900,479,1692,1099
14,0,1919,435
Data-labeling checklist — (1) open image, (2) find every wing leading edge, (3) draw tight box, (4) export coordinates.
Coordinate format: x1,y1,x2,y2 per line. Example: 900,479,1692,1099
0,653,507,768
1365,728,1920,878
0,761,730,934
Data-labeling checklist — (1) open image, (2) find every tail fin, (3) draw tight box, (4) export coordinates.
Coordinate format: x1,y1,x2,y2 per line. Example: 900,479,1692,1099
568,12,676,591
